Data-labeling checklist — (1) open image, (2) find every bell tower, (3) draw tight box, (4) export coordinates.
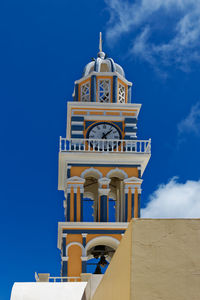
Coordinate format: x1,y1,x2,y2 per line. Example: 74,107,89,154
57,34,151,278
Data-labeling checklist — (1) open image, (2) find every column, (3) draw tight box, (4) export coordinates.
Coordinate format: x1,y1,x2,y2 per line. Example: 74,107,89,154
113,75,118,103
77,185,84,222
124,188,128,222
134,187,138,218
65,177,85,222
61,257,69,278
91,75,96,102
99,190,110,222
61,233,68,278
128,85,132,103
124,186,135,222
81,257,87,273
137,188,142,218
67,165,71,179
98,178,111,222
65,188,71,222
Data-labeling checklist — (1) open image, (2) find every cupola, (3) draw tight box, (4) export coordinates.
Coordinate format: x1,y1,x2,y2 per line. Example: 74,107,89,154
73,33,132,104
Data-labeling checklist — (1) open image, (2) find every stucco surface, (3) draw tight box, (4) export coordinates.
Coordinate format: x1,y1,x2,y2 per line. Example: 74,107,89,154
10,282,87,300
92,219,200,300
131,219,200,300
92,223,132,300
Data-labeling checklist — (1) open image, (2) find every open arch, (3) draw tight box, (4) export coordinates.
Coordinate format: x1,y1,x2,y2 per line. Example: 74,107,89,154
85,236,120,256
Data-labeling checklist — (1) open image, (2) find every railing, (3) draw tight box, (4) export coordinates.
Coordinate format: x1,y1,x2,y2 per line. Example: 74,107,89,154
49,276,81,282
59,137,151,154
35,272,81,282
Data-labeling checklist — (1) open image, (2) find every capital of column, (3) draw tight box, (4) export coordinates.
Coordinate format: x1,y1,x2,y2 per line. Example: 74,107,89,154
98,177,111,188
98,188,110,196
62,256,69,261
81,233,88,238
81,256,88,261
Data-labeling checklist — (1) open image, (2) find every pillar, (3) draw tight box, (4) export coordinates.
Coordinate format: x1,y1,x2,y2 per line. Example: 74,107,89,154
98,178,111,222
81,257,87,273
91,75,96,102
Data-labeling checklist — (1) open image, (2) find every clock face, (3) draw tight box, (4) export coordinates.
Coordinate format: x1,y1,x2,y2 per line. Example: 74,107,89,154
86,122,122,151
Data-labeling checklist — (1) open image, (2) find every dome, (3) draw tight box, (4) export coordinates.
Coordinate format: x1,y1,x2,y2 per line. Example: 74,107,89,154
83,51,125,77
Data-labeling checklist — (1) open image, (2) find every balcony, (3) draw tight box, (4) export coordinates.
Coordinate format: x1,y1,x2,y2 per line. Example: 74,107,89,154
59,138,151,154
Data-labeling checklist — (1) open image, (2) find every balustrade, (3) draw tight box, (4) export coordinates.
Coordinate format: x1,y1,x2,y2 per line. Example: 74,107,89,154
59,137,151,154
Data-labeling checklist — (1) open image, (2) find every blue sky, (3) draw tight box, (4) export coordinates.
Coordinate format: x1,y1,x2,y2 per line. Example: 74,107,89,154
1,0,200,298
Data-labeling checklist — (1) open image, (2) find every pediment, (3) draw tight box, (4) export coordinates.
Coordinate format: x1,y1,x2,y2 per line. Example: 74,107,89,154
124,176,143,184
66,176,85,184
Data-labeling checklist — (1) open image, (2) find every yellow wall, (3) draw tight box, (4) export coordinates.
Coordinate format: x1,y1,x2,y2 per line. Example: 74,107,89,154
70,166,138,178
92,224,132,300
92,219,200,300
68,245,82,277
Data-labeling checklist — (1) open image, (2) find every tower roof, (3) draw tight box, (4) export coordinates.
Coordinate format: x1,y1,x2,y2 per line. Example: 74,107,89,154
82,33,125,78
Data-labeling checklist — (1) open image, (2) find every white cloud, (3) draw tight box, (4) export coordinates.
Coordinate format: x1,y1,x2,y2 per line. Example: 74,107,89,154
178,102,200,135
105,0,200,69
141,177,200,218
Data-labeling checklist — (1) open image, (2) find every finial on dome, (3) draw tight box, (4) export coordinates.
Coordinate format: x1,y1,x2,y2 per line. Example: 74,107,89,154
99,32,102,52
98,32,106,59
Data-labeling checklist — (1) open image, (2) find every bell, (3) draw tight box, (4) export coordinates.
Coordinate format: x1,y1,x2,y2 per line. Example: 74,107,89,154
94,265,102,274
99,255,107,267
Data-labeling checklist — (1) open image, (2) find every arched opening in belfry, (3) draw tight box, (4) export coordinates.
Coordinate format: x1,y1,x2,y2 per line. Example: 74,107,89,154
109,177,125,222
83,176,99,222
85,237,119,274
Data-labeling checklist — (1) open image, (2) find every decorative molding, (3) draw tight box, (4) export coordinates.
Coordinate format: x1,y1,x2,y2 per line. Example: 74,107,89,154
82,233,88,238
81,167,103,179
106,168,128,179
81,256,88,261
98,188,110,196
85,236,120,254
66,242,86,256
62,256,69,261
124,176,143,184
66,176,85,183
99,177,111,186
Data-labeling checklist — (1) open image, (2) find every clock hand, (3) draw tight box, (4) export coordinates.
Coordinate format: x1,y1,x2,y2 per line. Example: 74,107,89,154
102,129,113,139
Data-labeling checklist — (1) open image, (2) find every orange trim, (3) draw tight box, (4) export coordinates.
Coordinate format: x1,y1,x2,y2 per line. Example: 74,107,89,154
89,111,104,115
73,111,87,115
70,187,74,221
118,78,128,104
134,188,138,218
78,78,91,102
128,187,132,222
105,112,120,116
122,112,136,116
96,76,113,103
77,187,81,222
72,107,137,112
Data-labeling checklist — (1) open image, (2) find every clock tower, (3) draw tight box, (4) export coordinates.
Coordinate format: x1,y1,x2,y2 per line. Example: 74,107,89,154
57,34,151,278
